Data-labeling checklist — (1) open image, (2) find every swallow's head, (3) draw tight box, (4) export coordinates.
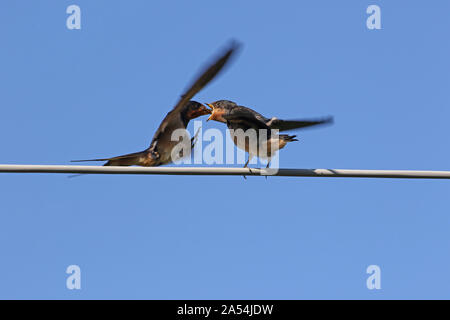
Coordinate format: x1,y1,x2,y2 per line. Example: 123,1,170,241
205,100,237,123
185,101,212,120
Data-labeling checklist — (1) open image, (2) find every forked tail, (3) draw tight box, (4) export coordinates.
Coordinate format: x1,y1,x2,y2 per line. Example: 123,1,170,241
280,134,298,142
71,150,152,166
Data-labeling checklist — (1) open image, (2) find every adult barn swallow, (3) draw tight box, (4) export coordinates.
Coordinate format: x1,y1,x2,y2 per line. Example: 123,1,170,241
205,100,332,167
72,42,240,166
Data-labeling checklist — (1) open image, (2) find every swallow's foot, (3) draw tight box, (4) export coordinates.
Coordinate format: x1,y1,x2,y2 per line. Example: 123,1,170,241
242,166,254,180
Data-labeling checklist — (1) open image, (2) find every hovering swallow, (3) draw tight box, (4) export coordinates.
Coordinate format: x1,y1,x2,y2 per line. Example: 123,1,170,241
72,42,240,167
205,100,333,167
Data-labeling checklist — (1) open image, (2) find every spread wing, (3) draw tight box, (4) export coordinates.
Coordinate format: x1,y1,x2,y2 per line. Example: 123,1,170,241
267,116,333,131
149,41,241,150
225,107,333,139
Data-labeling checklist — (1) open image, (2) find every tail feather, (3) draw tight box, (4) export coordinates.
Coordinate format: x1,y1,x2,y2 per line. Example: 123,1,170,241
71,150,151,166
280,134,298,142
71,158,111,162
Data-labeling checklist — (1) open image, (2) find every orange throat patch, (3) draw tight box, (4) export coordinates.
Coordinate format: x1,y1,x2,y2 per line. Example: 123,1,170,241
210,109,227,123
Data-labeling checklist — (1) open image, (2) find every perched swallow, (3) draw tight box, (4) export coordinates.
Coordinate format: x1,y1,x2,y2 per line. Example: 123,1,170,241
205,100,333,167
72,42,240,167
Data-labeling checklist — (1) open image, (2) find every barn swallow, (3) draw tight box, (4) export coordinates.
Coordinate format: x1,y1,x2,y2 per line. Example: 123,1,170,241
72,42,240,167
205,100,332,167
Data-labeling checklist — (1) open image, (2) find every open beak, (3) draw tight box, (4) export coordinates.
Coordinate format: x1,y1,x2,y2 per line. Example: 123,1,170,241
199,105,212,116
205,103,215,121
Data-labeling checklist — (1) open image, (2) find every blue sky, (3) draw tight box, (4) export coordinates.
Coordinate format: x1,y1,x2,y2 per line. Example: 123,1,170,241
0,0,449,299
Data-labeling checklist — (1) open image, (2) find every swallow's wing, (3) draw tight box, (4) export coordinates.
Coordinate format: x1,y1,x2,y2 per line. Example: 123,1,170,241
149,41,240,150
268,116,333,131
226,107,270,128
224,106,272,139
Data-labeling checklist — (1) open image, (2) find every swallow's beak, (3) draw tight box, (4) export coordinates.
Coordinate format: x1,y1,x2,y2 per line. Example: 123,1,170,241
205,103,214,121
198,104,212,116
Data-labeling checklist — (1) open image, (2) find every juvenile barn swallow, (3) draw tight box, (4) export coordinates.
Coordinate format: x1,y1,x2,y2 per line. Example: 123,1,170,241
205,100,333,167
72,42,240,166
